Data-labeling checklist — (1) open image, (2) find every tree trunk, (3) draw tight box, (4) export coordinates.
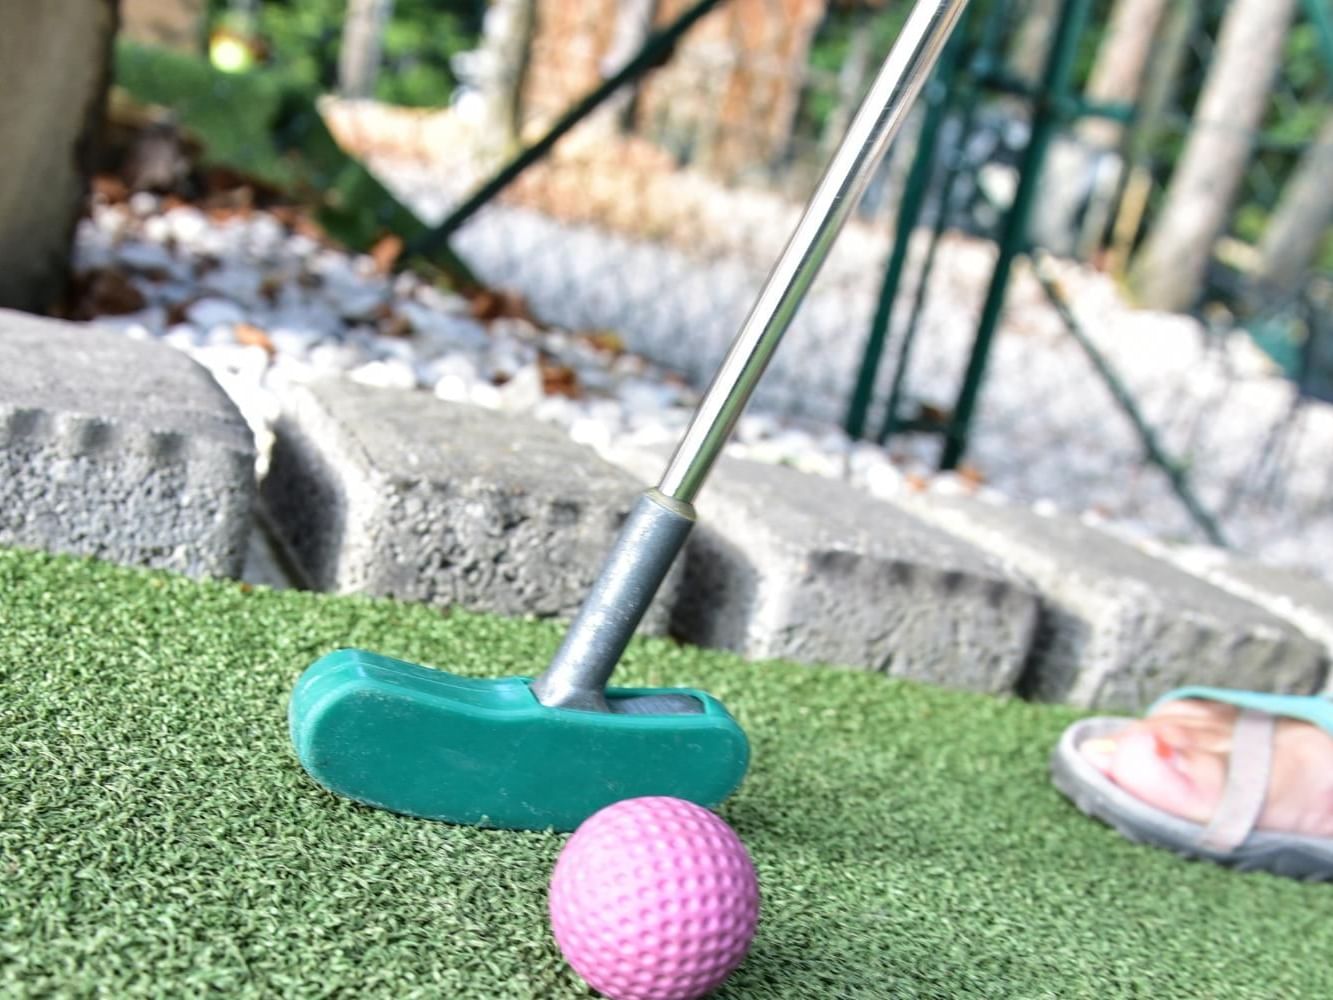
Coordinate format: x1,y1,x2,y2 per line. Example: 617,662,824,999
0,0,118,313
1007,0,1061,86
1106,0,1197,274
818,7,874,160
456,0,536,152
339,0,395,99
1255,112,1333,298
1078,0,1169,150
598,0,659,131
1129,0,1298,312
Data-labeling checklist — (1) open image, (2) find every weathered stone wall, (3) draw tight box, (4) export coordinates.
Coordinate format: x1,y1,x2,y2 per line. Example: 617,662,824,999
6,307,1330,706
0,0,117,313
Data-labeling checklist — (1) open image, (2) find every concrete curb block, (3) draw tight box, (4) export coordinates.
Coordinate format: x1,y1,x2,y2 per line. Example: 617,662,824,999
0,309,255,578
1144,544,1333,696
261,378,678,630
610,447,1041,693
902,494,1326,710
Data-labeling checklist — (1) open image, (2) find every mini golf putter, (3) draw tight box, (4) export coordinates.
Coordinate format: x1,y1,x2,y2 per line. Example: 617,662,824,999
288,0,971,832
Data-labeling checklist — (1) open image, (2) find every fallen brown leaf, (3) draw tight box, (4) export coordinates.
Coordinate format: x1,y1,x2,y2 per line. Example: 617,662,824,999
70,268,147,318
956,464,986,490
206,204,249,223
92,174,130,204
164,299,195,327
916,402,953,427
235,322,276,356
259,275,284,305
376,307,413,339
193,256,222,278
540,358,582,399
469,289,534,324
580,330,625,355
370,234,404,274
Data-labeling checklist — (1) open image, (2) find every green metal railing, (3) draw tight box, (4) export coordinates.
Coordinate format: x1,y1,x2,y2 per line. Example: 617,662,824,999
840,0,1257,546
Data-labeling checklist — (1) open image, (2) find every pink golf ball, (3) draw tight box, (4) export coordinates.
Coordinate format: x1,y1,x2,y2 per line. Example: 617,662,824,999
549,796,760,1000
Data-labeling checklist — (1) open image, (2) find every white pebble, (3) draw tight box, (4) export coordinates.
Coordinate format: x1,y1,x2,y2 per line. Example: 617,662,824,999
165,207,208,245
348,359,419,391
498,363,545,411
245,214,287,254
142,215,172,243
569,417,614,452
468,383,503,409
433,374,471,403
309,340,370,373
90,308,166,338
200,264,264,305
129,192,160,216
163,324,205,351
116,240,177,273
373,336,417,364
186,297,248,331
191,343,271,382
264,327,321,358
617,378,679,415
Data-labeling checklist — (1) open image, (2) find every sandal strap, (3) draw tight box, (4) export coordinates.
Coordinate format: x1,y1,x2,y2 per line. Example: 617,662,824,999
1198,709,1275,853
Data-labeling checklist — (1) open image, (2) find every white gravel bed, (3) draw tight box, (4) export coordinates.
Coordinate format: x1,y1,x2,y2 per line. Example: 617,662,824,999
71,190,1333,583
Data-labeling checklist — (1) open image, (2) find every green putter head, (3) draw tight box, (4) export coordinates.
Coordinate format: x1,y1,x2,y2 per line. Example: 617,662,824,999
290,491,748,830
289,648,750,832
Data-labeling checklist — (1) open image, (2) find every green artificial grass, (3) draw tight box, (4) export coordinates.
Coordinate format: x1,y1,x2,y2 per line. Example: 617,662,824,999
1,547,1330,998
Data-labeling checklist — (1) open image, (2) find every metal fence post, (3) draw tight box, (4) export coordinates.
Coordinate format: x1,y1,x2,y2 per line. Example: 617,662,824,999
843,16,970,440
938,0,1095,470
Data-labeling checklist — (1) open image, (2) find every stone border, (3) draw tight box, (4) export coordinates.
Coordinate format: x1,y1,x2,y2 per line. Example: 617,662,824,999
5,321,1329,708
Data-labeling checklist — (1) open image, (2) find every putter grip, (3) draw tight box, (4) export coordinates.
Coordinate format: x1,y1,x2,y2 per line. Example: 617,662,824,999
530,489,695,712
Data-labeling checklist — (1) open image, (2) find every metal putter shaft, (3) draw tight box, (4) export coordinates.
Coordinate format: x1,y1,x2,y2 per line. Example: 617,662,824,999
530,0,971,715
288,0,970,833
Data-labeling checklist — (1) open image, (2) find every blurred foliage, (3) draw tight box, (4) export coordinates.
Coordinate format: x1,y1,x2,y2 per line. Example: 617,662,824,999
115,40,481,288
797,4,912,139
207,0,484,107
801,0,1330,271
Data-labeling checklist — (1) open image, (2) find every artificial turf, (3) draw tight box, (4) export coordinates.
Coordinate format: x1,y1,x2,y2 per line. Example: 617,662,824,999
1,546,1330,999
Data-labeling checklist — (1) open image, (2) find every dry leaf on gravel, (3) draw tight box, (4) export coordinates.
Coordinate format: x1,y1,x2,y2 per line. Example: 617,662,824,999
235,322,276,356
374,303,413,338
540,359,582,399
370,234,404,274
579,330,625,356
468,289,535,324
165,299,196,327
258,275,284,305
68,269,147,318
957,464,986,490
92,175,131,205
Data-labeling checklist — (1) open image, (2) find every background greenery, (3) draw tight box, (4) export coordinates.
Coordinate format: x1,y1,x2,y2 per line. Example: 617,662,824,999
209,0,485,107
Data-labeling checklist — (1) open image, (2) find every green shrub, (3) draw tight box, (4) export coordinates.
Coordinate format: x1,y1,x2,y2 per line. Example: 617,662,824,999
208,0,483,107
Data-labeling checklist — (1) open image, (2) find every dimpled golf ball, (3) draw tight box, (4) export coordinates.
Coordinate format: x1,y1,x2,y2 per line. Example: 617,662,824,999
549,796,760,1000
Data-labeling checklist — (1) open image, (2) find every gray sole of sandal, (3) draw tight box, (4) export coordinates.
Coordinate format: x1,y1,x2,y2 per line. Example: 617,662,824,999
1051,718,1333,882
